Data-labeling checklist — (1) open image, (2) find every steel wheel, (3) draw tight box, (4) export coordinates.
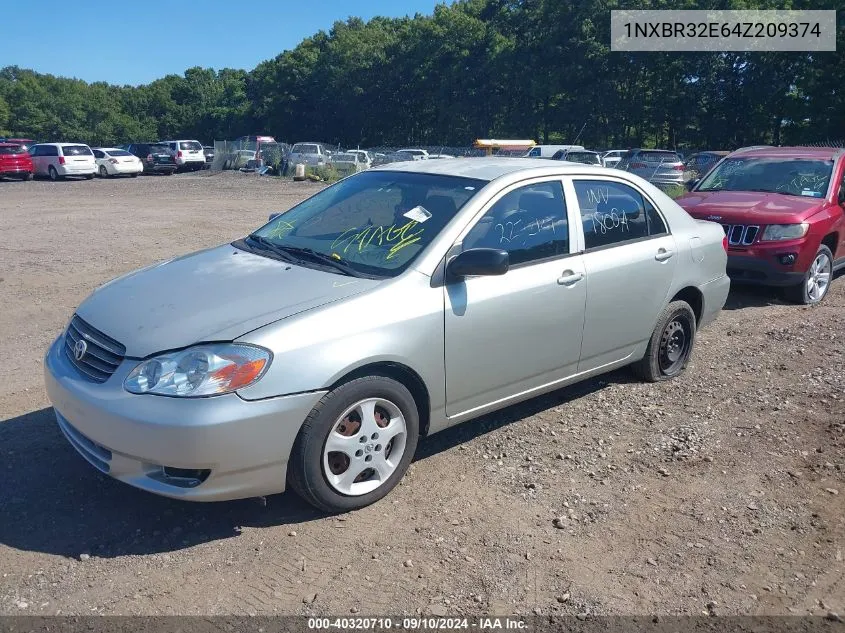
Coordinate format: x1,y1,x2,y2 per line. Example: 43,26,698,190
806,251,831,304
322,397,408,496
658,315,692,375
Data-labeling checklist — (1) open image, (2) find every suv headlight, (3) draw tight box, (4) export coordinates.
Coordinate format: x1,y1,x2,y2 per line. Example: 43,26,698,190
760,223,809,241
125,343,271,397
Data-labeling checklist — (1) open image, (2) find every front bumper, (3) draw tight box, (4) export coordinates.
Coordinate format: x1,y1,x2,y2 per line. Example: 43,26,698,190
726,246,807,287
44,335,326,501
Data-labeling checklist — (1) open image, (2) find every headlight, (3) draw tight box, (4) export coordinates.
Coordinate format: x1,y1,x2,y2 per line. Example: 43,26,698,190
760,223,809,241
125,343,271,397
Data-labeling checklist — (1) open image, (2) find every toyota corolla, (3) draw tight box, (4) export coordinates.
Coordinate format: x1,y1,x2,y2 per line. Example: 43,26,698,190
44,158,730,512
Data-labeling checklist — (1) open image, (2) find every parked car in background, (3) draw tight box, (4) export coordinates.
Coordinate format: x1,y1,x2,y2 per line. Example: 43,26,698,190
524,144,584,159
601,150,626,168
44,158,728,512
330,151,369,177
346,149,373,168
396,148,429,161
124,143,178,175
683,151,729,183
289,142,329,167
226,150,257,170
92,148,143,178
0,143,34,180
203,146,214,169
4,138,37,152
616,149,685,189
552,149,603,165
224,136,279,170
428,153,456,160
160,140,205,172
677,146,845,305
29,143,96,180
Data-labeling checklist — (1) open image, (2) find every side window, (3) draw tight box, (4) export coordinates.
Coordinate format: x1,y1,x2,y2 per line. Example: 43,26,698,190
462,181,569,266
46,146,58,157
527,147,540,158
93,150,104,159
574,180,667,250
30,146,41,156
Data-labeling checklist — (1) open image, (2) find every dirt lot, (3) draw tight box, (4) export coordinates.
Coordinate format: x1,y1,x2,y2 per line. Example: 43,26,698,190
0,172,842,618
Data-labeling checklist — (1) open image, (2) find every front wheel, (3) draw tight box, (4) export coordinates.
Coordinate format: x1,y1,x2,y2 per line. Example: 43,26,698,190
785,245,833,305
288,376,420,513
633,300,697,382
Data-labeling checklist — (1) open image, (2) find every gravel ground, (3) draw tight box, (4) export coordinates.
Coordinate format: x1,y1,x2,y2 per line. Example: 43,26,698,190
0,171,842,617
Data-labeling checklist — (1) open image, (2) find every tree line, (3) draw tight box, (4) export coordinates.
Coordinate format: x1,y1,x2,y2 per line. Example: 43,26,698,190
1,0,843,151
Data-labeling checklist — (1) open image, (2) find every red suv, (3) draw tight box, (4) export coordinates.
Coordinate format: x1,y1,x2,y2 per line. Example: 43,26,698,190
677,146,845,304
0,143,34,181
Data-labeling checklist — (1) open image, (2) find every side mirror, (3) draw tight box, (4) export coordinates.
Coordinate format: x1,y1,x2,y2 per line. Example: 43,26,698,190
685,179,699,192
268,212,281,221
447,248,509,278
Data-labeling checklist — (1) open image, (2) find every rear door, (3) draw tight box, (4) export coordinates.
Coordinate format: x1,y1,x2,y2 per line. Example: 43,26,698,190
570,177,678,372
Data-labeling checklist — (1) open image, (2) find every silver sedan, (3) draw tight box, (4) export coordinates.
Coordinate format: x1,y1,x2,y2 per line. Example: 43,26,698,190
44,158,730,512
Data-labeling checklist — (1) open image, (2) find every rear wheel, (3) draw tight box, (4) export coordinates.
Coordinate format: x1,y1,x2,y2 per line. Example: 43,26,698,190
785,245,833,305
85,173,94,180
21,173,32,181
130,173,138,178
99,165,108,178
633,300,696,382
288,376,419,513
48,166,60,181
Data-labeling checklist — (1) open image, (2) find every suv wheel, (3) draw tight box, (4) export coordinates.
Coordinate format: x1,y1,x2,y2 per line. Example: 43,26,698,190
633,300,696,382
785,245,833,305
288,376,419,513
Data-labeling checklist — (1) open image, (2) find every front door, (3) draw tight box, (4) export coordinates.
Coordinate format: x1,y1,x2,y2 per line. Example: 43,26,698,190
444,179,587,418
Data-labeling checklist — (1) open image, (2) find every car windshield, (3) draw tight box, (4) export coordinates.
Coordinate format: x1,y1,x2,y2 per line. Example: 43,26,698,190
243,170,485,278
333,153,357,161
697,157,834,197
0,145,26,155
63,145,92,156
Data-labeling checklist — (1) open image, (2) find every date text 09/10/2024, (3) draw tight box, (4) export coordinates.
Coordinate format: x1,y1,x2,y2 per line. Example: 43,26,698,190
307,617,528,630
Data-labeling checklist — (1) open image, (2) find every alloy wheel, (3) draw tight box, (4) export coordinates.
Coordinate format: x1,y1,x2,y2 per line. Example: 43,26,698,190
805,252,831,303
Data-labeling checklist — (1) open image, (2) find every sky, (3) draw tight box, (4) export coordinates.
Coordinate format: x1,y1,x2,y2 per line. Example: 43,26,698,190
1,0,443,86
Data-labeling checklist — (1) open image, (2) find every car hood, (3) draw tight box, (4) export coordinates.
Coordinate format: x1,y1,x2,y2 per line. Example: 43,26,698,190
76,244,381,358
677,190,825,224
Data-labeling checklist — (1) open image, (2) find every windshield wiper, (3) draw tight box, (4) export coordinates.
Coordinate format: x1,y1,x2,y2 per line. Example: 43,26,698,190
245,234,300,263
274,245,367,277
746,188,801,197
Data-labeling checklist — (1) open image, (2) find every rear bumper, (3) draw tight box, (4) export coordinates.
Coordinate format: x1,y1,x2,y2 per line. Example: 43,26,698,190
145,164,177,173
58,165,96,176
698,274,730,329
0,167,32,176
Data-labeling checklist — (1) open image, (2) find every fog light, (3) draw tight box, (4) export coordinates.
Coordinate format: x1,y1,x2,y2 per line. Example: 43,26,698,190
148,466,211,488
778,253,797,265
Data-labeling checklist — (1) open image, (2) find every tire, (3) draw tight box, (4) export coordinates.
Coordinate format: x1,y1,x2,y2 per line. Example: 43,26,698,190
85,173,94,180
165,170,174,176
288,376,420,513
633,300,697,382
784,245,833,305
130,173,138,178
48,166,60,181
21,173,32,181
99,165,108,178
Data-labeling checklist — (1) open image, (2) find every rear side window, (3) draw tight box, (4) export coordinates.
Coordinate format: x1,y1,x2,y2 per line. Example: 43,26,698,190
180,141,202,150
43,145,59,156
574,180,667,250
62,145,92,156
0,146,26,155
92,149,104,158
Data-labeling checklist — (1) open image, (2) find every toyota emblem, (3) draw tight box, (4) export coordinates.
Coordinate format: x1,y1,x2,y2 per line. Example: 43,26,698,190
73,339,88,362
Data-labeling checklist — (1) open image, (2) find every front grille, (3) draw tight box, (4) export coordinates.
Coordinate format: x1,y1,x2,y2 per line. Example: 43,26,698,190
721,224,760,246
63,315,126,383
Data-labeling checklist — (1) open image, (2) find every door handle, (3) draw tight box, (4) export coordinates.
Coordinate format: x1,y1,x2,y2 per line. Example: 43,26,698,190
655,248,674,262
557,270,585,286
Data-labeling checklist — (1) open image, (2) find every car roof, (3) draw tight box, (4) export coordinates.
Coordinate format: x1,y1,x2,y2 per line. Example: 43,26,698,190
0,142,23,147
730,146,844,160
372,157,616,182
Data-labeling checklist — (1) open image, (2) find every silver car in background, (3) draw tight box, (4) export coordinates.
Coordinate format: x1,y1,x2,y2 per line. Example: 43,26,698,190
616,149,686,189
44,159,729,513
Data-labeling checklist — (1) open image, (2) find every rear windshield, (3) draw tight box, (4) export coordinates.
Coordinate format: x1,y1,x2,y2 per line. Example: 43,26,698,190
0,146,26,155
150,145,171,154
62,145,92,156
566,152,601,165
106,149,132,157
640,151,681,162
180,141,202,151
293,144,318,154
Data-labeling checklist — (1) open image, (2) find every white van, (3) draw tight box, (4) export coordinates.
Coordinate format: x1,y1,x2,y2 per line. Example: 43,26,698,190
160,139,206,171
29,143,96,180
524,144,585,159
